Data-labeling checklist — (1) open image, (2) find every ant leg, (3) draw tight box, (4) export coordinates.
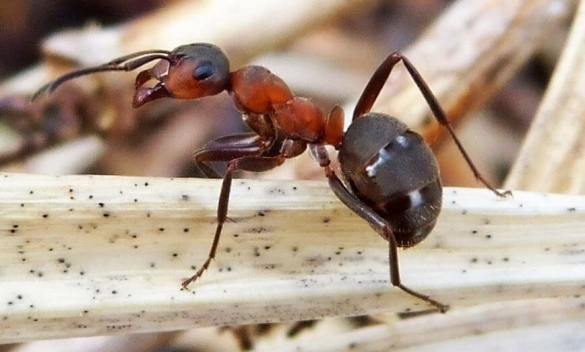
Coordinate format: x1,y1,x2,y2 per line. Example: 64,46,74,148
182,153,285,288
399,56,510,197
353,52,404,120
309,145,449,313
182,161,239,288
354,52,511,197
194,133,267,178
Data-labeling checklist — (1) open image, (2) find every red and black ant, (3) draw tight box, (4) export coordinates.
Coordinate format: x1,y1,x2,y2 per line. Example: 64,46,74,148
34,43,511,313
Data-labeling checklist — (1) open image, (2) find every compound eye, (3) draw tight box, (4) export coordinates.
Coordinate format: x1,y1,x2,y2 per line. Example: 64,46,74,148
192,61,214,81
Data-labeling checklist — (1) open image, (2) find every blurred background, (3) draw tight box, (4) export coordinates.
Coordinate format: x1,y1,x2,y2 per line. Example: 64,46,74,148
0,0,562,184
0,0,575,350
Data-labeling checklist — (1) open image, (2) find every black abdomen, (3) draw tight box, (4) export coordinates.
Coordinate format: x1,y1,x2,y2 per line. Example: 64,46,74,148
338,113,442,247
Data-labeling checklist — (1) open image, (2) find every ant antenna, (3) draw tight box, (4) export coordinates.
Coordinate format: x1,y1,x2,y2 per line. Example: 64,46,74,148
31,49,172,101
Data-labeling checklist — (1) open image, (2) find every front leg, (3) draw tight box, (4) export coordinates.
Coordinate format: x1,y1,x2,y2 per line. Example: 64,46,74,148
194,132,269,178
183,134,286,288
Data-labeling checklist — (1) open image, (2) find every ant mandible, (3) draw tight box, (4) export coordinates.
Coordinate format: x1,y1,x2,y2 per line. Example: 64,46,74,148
34,43,511,313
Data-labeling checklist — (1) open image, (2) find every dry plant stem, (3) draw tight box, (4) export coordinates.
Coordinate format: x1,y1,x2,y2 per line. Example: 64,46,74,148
0,173,584,343
268,299,585,351
505,0,585,194
373,0,575,138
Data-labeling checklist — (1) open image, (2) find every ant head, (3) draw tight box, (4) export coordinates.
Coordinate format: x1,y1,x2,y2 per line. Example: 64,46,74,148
32,43,231,108
133,43,231,107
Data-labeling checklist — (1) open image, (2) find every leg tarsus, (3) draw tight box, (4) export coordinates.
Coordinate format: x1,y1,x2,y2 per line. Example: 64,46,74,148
182,223,223,288
385,221,449,313
397,283,449,313
397,307,446,319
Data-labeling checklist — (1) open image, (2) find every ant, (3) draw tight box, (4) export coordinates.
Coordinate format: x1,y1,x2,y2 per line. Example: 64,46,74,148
34,43,511,314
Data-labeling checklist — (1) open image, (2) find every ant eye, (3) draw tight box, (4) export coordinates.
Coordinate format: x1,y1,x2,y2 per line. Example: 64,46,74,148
192,61,214,81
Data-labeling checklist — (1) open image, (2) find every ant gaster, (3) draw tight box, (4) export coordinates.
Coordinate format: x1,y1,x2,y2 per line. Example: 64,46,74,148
34,43,511,314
